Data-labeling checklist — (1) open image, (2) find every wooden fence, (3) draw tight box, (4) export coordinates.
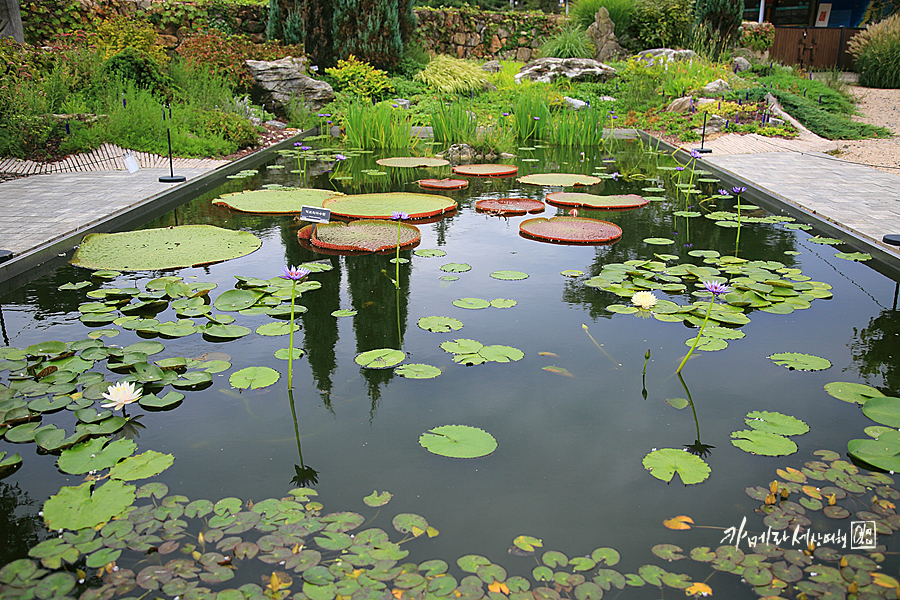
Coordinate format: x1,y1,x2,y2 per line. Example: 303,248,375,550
770,26,863,69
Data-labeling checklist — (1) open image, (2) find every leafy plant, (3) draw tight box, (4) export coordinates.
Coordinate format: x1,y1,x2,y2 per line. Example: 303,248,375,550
341,99,414,149
540,23,595,59
101,47,173,99
570,0,635,38
739,20,775,51
627,0,693,50
693,0,743,48
848,12,900,89
414,54,489,94
325,54,395,99
90,16,169,65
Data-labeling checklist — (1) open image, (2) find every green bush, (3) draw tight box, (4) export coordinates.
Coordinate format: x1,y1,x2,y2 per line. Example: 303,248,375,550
570,0,634,37
177,31,305,89
414,55,489,94
91,16,169,66
540,24,595,59
0,114,59,158
101,47,173,99
693,0,743,47
628,0,693,50
325,55,395,98
196,110,258,147
849,13,900,89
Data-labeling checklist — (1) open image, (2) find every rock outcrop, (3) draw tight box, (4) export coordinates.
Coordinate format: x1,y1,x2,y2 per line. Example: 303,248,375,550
244,57,334,112
515,57,616,84
585,7,627,63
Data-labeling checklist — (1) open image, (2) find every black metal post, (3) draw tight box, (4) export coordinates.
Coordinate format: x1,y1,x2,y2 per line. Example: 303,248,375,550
695,111,712,154
159,104,185,183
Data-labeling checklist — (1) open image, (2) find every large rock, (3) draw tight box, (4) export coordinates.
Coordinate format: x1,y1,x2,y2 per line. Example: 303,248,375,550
703,78,731,95
732,56,752,72
515,57,616,84
634,48,699,66
666,97,694,113
585,7,627,63
244,57,335,112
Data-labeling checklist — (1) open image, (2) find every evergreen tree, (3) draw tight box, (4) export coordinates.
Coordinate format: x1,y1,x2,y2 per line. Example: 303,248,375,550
267,0,282,42
333,0,414,71
693,0,743,44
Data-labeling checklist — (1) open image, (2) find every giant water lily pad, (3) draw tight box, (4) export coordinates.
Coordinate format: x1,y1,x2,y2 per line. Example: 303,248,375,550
517,173,603,187
475,198,545,215
545,192,648,210
419,425,497,458
323,193,456,220
212,189,343,213
642,449,710,485
376,157,449,168
43,480,136,530
419,179,468,190
71,226,261,271
451,164,518,177
309,220,420,253
519,217,622,245
768,352,831,371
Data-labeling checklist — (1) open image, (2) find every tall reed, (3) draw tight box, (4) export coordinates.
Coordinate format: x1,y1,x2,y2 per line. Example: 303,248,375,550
548,105,610,146
511,92,552,141
343,99,415,149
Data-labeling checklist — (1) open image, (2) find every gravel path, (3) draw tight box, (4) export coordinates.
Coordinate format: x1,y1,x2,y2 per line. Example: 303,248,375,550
835,86,900,174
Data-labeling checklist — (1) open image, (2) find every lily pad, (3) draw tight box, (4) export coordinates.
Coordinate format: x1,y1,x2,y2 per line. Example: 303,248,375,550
203,324,251,340
440,263,471,273
310,220,421,253
229,366,280,389
57,438,137,475
545,192,648,210
862,396,900,428
490,298,517,308
213,188,343,213
731,430,798,456
418,316,464,332
824,381,885,405
256,322,300,336
643,238,674,245
354,349,405,369
419,179,468,190
43,480,136,531
323,193,456,220
71,226,262,271
395,364,442,379
419,425,498,458
848,431,900,472
768,352,831,371
413,249,447,257
520,217,622,244
490,270,528,281
453,298,490,309
642,448,710,485
376,156,449,168
517,173,603,187
835,252,871,261
475,198,545,215
745,411,809,436
451,164,518,177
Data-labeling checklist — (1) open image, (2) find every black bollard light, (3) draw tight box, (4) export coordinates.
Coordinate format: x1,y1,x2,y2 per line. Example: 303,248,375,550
694,111,712,154
159,103,186,184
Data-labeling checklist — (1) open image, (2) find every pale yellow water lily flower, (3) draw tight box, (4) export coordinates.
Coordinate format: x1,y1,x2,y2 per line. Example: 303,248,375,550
101,381,142,411
631,290,658,310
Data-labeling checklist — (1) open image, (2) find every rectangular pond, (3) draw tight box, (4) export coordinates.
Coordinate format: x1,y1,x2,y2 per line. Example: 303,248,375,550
2,139,900,599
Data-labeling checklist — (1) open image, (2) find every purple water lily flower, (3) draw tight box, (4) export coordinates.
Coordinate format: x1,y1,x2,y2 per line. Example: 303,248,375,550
280,266,311,281
533,116,540,121
502,112,509,116
298,145,312,151
611,172,620,181
293,142,302,147
732,186,746,194
391,211,410,221
703,280,730,296
334,154,348,161
718,188,729,196
690,149,702,159
676,166,685,171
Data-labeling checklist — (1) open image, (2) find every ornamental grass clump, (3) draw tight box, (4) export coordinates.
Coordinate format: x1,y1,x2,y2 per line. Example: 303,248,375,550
848,13,900,89
414,55,489,95
539,24,595,59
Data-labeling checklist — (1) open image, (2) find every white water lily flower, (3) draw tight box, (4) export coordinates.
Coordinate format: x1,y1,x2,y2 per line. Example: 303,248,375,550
101,381,142,411
631,291,659,310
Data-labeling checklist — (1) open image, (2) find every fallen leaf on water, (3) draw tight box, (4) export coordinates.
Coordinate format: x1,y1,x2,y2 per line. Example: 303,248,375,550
542,366,573,377
663,515,694,530
539,351,559,357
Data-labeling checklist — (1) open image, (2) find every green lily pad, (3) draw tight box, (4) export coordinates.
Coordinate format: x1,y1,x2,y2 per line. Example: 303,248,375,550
835,252,871,261
745,411,809,436
418,316,464,333
395,364,442,379
331,309,357,317
354,349,405,369
26,341,68,357
545,192,648,210
440,263,471,273
768,352,831,371
323,192,456,220
824,381,885,405
453,297,490,309
376,156,449,168
809,237,843,245
517,173,603,187
440,339,483,354
203,324,252,340
413,248,447,258
58,438,137,475
274,348,305,360
214,289,263,312
490,298,517,308
848,431,900,472
363,490,392,507
139,391,185,409
43,480,136,531
490,270,528,281
642,448,710,485
643,238,674,245
108,450,174,481
452,164,518,177
862,396,900,428
256,322,299,336
213,188,343,213
229,366,280,389
70,225,262,271
419,425,498,459
561,270,584,278
478,345,524,363
731,430,798,456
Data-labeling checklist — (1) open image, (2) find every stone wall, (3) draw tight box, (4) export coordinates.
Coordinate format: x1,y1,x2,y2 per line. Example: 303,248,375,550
413,7,564,63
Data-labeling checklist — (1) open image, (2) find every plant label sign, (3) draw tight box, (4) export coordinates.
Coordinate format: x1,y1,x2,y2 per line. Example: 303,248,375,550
301,206,331,223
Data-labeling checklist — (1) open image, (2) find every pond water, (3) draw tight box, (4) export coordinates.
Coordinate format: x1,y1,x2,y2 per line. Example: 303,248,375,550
2,140,900,598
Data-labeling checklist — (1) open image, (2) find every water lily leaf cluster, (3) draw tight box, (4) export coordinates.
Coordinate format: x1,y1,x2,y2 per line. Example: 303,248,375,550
323,192,457,220
440,339,524,366
731,411,809,456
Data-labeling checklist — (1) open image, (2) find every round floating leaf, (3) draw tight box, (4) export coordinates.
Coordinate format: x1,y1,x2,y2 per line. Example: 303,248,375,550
545,192,648,210
862,397,900,428
642,449,710,485
376,156,449,168
229,366,280,390
745,411,809,436
440,262,471,273
490,298,517,308
108,450,174,481
311,220,421,253
256,322,299,336
453,297,490,309
479,345,524,363
520,217,622,244
452,164,518,177
517,173,602,187
514,535,543,553
768,352,831,371
395,364,441,379
139,391,185,409
58,438,137,475
419,425,497,458
212,188,343,213
354,349,405,369
323,193,456,220
214,289,263,312
441,339,483,354
731,430,798,456
331,309,357,317
71,226,262,271
274,348,305,360
490,270,528,281
203,324,251,340
643,238,674,245
825,381,885,405
363,491,392,507
419,179,468,190
26,341,68,357
43,480,136,531
418,316,464,332
848,433,900,472
414,248,446,257
835,252,871,261
475,198,545,215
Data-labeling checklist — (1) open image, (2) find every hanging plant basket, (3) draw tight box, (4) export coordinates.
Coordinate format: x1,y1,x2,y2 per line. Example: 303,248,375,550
475,198,545,216
519,216,623,245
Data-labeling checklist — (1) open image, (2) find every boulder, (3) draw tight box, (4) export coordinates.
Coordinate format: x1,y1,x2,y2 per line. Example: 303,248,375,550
392,98,411,109
481,60,502,73
515,57,616,84
443,144,477,163
693,114,727,135
634,48,698,66
585,7,627,63
244,57,335,111
702,78,731,95
564,96,588,110
666,96,694,113
733,56,752,72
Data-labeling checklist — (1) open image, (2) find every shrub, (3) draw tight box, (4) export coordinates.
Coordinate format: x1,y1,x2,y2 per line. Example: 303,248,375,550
90,16,169,65
196,110,258,147
570,0,634,38
739,21,775,51
266,0,282,40
101,47,173,99
848,13,900,89
332,0,412,71
177,31,305,89
21,0,90,45
693,0,743,47
540,24,595,59
325,55,395,98
628,0,693,50
0,114,59,158
414,55,489,94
